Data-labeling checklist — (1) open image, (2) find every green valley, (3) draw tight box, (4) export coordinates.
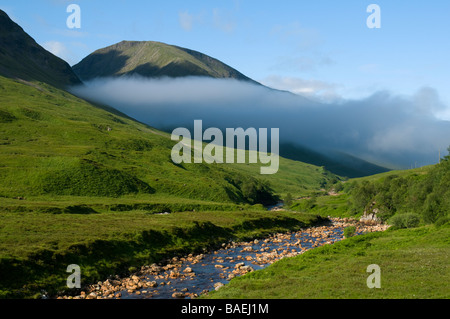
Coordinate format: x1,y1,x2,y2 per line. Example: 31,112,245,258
0,73,336,298
206,156,450,299
0,7,448,302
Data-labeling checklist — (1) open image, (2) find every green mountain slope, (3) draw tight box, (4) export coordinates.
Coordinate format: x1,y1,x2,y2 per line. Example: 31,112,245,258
73,40,258,83
0,10,81,89
0,74,335,207
0,74,339,298
280,143,390,178
72,40,389,178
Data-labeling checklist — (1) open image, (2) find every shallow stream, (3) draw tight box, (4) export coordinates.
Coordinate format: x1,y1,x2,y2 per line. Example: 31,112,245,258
118,221,346,299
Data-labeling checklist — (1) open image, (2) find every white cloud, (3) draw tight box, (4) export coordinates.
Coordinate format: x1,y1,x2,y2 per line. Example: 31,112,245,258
270,22,322,50
70,76,450,168
261,75,342,102
178,8,236,33
212,8,236,33
42,41,75,65
179,11,194,31
267,51,335,76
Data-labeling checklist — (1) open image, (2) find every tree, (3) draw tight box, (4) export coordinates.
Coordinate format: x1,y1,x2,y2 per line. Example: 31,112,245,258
351,181,376,211
443,146,450,162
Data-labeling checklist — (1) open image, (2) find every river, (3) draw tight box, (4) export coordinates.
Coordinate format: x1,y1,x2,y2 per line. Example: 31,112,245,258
63,217,388,299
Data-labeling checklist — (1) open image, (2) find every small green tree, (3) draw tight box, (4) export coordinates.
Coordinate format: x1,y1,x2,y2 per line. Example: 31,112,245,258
389,213,420,229
351,181,376,211
343,226,356,238
443,146,450,162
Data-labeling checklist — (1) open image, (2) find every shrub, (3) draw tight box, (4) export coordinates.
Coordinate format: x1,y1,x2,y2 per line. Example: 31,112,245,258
389,213,421,229
422,193,444,224
333,182,344,193
351,181,376,212
343,226,356,238
435,216,450,227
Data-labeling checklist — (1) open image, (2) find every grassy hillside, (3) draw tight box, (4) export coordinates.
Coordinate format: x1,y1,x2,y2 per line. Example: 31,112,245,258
280,143,390,178
207,162,450,299
0,74,338,298
207,224,449,299
0,75,336,205
344,160,450,226
289,160,450,226
72,40,258,83
0,10,81,89
71,40,390,179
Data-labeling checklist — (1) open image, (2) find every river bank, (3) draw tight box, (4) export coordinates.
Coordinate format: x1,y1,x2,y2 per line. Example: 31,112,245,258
57,217,389,299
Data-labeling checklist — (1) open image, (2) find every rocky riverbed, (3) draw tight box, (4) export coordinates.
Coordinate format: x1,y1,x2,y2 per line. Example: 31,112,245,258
58,217,389,299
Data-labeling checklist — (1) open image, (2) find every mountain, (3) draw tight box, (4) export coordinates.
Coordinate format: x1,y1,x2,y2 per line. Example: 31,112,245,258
0,17,340,298
0,74,338,204
72,40,390,178
0,10,82,89
73,40,258,84
279,143,390,178
0,11,336,204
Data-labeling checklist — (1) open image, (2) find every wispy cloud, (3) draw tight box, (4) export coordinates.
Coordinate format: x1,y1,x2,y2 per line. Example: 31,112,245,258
178,8,236,33
261,75,343,102
70,76,450,169
51,28,89,38
270,22,322,50
178,11,194,31
212,8,236,33
42,40,74,64
269,54,335,74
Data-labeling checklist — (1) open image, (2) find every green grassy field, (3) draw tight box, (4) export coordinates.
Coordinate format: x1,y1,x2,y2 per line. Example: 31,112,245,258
0,75,334,203
1,74,448,300
290,193,353,218
2,9,448,301
0,75,337,298
207,224,450,299
0,208,323,298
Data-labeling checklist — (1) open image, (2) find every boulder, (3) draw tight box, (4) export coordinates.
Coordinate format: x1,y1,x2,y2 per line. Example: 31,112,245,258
360,207,382,225
214,282,224,291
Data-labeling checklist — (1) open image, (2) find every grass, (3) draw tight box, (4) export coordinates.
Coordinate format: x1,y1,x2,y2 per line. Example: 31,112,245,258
72,41,254,82
349,165,434,183
2,73,446,301
0,208,323,298
0,75,337,298
206,224,450,299
205,165,450,299
290,193,354,218
0,75,335,203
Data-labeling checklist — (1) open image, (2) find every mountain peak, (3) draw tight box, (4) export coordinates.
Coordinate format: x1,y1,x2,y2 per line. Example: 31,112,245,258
0,9,81,89
72,40,259,84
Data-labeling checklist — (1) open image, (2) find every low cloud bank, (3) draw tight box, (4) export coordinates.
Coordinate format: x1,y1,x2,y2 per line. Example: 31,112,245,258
70,76,450,169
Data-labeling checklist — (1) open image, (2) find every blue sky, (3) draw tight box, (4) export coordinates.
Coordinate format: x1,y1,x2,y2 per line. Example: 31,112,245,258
1,0,449,117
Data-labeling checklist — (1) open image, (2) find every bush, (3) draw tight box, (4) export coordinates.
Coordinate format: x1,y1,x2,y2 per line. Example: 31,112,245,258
389,213,421,229
435,216,450,227
351,181,376,212
333,182,344,193
343,226,356,238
